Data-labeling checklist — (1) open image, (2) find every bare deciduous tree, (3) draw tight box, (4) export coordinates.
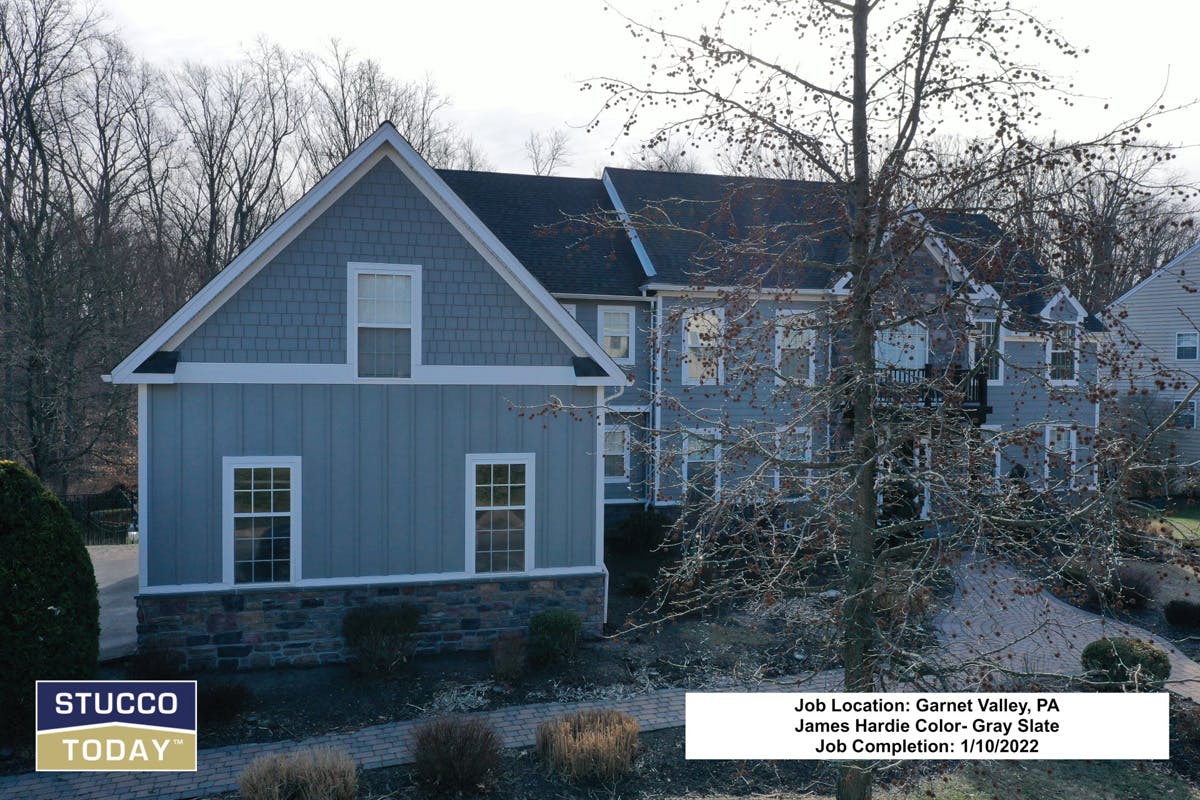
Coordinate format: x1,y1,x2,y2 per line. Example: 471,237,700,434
524,127,572,175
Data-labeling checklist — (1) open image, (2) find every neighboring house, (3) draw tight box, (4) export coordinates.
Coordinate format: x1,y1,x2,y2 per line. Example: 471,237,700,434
1106,241,1200,476
109,122,1104,670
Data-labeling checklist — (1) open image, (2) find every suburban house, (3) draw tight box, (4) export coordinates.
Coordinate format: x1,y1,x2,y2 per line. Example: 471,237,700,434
1106,241,1200,477
107,122,1103,670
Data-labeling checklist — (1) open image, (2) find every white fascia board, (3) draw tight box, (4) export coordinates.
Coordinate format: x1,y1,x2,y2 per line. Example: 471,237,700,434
112,362,623,387
110,123,626,384
643,284,834,299
552,292,655,303
1109,239,1200,309
601,169,657,278
1039,285,1088,322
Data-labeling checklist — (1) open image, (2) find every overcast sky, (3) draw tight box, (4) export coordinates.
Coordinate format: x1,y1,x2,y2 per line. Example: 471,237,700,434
103,0,1200,181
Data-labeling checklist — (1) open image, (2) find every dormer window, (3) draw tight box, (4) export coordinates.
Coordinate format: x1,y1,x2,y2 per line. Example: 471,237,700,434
348,263,421,380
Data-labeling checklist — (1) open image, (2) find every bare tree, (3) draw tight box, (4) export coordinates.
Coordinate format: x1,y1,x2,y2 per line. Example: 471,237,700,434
524,127,572,175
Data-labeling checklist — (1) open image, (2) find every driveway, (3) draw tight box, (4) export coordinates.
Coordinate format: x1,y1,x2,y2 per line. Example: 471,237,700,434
88,545,138,661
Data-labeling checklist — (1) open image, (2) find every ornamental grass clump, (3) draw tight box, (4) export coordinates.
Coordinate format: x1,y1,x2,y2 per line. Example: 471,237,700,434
536,708,639,782
238,747,357,800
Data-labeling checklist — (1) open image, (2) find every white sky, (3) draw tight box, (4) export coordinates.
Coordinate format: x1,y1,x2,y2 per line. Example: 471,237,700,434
102,0,1200,181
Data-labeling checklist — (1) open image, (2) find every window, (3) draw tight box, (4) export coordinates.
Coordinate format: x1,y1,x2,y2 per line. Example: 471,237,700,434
603,425,630,482
875,322,928,370
775,427,812,498
1175,400,1197,430
1045,425,1075,488
1178,332,1199,361
683,430,720,500
224,457,300,585
776,312,816,385
971,319,1003,383
684,309,724,385
349,264,420,379
596,306,635,365
468,455,533,574
1047,324,1077,383
562,303,577,318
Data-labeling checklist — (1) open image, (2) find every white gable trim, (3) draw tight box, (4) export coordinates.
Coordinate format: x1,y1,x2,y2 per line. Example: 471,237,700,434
1109,239,1200,309
109,123,625,385
601,169,658,279
1039,285,1087,322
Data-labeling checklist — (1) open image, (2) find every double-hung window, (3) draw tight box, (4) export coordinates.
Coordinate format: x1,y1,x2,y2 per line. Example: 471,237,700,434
971,319,1003,383
603,425,630,482
224,457,301,585
1047,324,1077,383
1175,400,1197,430
775,427,812,498
683,309,724,385
349,264,420,379
467,454,533,574
776,312,815,385
598,306,635,365
683,430,720,500
1178,332,1199,361
1045,425,1075,488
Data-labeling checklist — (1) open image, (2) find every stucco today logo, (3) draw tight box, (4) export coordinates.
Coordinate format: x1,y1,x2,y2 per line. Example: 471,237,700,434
35,680,197,772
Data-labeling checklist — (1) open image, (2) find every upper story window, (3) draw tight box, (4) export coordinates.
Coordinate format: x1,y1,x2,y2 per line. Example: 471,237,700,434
224,457,301,585
1175,399,1197,430
775,426,812,499
598,306,635,365
603,425,630,482
875,321,928,370
1177,332,1199,361
776,312,816,385
1047,324,1077,383
970,319,1003,384
1045,425,1076,488
683,309,724,385
348,263,421,379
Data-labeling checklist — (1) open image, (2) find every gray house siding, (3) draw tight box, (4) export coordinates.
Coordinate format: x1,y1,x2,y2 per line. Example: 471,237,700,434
179,158,574,368
567,301,654,394
144,382,599,588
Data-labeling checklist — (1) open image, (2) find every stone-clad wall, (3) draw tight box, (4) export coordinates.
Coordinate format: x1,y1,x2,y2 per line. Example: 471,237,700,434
136,573,605,672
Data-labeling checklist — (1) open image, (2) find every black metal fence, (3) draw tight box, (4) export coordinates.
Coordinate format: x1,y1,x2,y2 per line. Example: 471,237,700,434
62,486,136,546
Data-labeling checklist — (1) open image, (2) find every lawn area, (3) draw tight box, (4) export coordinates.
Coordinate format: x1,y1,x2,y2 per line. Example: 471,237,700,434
1145,502,1200,543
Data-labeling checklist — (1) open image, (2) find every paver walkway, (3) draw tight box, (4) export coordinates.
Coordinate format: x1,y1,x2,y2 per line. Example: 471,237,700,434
6,554,1200,800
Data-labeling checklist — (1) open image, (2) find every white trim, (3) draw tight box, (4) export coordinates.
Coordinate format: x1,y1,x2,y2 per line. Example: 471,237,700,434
1043,424,1078,489
683,428,721,497
1174,398,1198,430
347,262,422,380
682,307,726,386
603,424,631,483
610,403,650,413
1110,239,1200,308
1039,285,1087,323
831,272,853,295
652,295,663,503
561,302,577,318
1177,331,1200,361
775,309,817,387
222,456,302,587
132,362,614,386
597,304,637,366
601,170,657,278
465,452,536,575
110,124,626,384
137,385,148,593
968,318,1005,386
595,387,606,572
1046,323,1080,386
553,293,654,303
978,423,1003,492
603,497,645,505
138,566,608,595
648,284,832,298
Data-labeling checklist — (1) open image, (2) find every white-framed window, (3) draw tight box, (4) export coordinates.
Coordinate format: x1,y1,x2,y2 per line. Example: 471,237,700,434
597,305,635,365
1044,425,1076,488
875,321,928,370
1046,324,1077,384
348,263,422,380
466,454,534,574
775,426,812,498
1177,332,1199,361
603,425,631,482
970,319,1004,384
683,429,720,499
1174,400,1197,430
683,308,724,385
561,303,577,318
776,311,816,386
222,456,301,586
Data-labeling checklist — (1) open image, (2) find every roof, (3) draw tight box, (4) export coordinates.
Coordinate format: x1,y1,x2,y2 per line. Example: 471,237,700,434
601,168,847,290
437,170,646,296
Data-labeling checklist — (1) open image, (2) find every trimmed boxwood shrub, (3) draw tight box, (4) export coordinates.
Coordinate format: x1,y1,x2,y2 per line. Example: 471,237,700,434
529,609,582,665
1164,599,1200,629
1081,636,1171,691
0,462,99,742
342,604,422,676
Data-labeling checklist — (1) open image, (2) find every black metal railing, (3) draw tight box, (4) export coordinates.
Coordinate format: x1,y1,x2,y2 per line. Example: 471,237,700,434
874,364,988,416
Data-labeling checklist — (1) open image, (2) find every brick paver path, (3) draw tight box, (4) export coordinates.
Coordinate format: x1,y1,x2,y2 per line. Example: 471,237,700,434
7,555,1199,800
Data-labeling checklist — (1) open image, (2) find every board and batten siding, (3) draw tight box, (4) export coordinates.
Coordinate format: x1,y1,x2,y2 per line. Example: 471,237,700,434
144,383,599,588
177,157,574,368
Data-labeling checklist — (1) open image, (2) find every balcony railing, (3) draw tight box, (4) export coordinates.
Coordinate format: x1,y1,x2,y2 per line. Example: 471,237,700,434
874,364,988,414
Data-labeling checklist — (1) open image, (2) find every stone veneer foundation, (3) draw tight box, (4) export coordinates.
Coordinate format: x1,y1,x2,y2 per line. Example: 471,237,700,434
136,572,606,672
